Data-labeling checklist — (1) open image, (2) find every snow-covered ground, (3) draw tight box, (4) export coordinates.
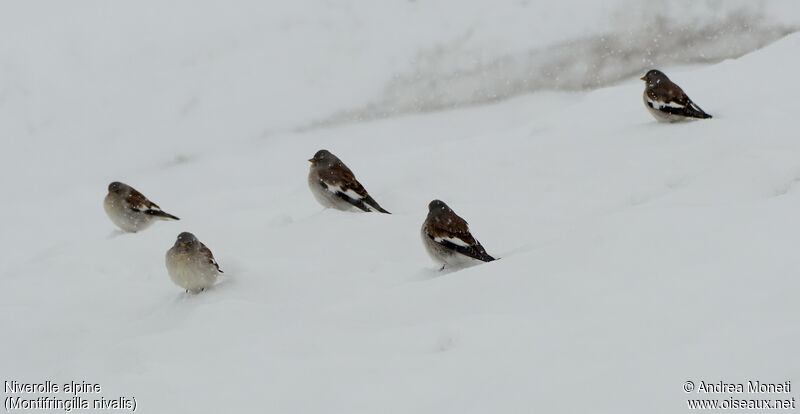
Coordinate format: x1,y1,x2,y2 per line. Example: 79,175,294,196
2,1,799,413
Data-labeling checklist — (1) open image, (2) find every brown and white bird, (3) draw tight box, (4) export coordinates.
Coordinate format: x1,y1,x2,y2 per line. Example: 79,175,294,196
641,69,711,122
104,181,179,232
421,200,495,269
165,232,223,293
307,149,390,213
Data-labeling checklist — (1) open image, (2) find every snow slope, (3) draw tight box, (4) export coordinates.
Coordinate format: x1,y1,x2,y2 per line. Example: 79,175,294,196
2,2,800,413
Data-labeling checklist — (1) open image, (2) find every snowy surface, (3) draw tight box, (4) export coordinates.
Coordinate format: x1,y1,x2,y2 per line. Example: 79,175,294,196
2,1,800,413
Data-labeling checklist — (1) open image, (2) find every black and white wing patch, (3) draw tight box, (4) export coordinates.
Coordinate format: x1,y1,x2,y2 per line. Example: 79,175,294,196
645,93,711,119
319,180,390,213
426,230,496,263
126,190,180,220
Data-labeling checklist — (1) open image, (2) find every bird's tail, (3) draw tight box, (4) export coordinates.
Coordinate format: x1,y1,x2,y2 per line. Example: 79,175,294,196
365,196,391,214
687,102,712,119
145,210,180,220
453,243,496,262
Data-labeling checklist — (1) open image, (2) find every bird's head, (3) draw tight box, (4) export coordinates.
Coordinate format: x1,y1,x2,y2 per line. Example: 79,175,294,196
108,181,127,195
175,232,198,250
641,69,668,87
428,199,451,215
308,149,337,167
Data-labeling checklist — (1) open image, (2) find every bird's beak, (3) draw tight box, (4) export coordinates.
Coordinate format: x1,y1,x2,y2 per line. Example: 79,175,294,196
640,76,645,81
308,158,316,164
180,243,187,248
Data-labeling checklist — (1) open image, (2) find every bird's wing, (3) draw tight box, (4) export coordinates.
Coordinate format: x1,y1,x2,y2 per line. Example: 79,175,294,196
318,163,387,212
646,87,711,119
126,188,159,212
427,213,495,262
127,188,180,220
200,243,223,273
